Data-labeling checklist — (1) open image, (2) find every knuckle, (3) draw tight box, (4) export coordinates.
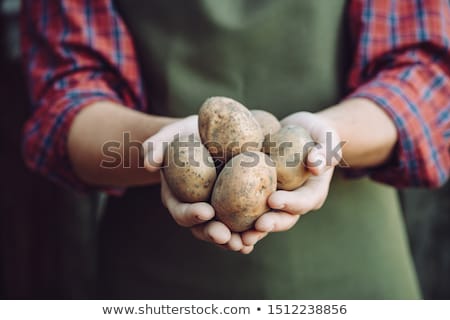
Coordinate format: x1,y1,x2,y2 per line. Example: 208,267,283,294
272,219,282,231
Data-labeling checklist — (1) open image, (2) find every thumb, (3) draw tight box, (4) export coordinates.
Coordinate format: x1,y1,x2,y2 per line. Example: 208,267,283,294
142,127,175,172
306,146,327,176
142,115,200,172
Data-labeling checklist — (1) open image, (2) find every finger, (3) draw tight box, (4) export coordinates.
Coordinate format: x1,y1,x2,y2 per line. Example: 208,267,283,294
306,133,341,173
307,147,326,176
240,246,254,254
281,111,315,128
281,112,332,144
143,116,200,172
268,169,333,215
216,242,254,254
204,221,232,245
194,231,252,254
254,211,300,232
282,112,342,172
194,221,231,244
225,233,245,251
191,221,231,245
241,230,269,246
143,126,183,171
161,174,214,227
142,128,171,172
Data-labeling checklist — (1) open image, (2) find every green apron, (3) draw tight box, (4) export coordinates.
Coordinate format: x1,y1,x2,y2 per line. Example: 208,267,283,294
98,0,421,299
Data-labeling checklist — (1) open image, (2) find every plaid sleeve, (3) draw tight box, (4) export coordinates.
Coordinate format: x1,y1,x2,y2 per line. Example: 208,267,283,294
346,0,450,188
21,0,146,194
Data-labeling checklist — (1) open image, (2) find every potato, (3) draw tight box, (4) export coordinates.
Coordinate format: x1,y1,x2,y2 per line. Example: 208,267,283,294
251,110,281,137
198,97,264,164
211,151,277,232
163,135,217,202
263,125,313,191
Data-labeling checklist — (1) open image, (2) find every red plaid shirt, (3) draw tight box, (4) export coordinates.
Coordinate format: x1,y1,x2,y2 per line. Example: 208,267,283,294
21,0,450,193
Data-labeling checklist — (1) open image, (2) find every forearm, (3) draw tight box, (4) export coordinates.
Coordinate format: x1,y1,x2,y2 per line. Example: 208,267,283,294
68,101,176,187
318,98,398,168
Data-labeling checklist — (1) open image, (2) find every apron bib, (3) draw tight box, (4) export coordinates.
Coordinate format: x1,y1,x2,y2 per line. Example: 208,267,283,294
98,0,421,299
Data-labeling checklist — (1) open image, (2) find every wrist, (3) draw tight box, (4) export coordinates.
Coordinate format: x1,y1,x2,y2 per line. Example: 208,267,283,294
316,98,398,168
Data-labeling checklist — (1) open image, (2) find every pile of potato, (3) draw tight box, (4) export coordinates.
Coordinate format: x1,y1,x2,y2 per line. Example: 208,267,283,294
164,97,313,232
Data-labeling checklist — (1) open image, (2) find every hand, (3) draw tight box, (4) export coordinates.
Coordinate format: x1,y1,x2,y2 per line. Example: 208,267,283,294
143,116,264,254
243,112,342,245
160,172,263,254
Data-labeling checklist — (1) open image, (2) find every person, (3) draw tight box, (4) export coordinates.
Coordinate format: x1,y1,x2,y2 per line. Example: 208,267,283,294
21,0,449,299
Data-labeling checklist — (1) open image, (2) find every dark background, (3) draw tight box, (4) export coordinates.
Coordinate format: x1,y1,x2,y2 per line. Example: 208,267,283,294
0,0,448,299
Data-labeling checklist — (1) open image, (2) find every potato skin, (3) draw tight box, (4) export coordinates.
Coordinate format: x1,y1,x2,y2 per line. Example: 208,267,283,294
198,97,264,164
263,125,313,191
211,151,277,232
163,135,217,203
251,110,281,137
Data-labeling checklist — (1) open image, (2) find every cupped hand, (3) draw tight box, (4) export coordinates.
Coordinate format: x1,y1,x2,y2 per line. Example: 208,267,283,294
243,112,343,245
143,116,264,254
161,171,262,254
143,112,342,252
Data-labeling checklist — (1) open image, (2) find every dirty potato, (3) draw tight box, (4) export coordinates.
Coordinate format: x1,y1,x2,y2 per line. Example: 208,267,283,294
251,110,281,137
211,151,277,232
198,97,264,164
263,125,313,191
163,135,217,202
